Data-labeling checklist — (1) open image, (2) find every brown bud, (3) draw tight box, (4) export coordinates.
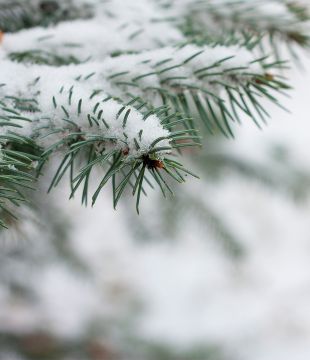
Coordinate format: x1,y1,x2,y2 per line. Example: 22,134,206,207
152,160,165,169
122,148,129,156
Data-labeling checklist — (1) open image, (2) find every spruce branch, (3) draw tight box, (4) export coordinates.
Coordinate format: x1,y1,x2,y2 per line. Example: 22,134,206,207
0,37,292,226
1,44,290,136
0,0,308,228
0,111,39,228
0,74,199,226
171,0,310,55
71,44,290,136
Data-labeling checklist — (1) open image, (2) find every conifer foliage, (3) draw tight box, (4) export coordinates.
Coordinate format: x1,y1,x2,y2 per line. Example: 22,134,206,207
0,0,309,227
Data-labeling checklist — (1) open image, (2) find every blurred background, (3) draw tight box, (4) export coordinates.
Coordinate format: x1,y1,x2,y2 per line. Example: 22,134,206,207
1,53,310,360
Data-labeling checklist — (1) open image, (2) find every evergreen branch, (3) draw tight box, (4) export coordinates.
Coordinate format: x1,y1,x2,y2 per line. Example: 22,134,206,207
0,128,39,227
1,42,290,136
0,82,198,225
172,0,310,51
0,0,306,227
81,44,290,136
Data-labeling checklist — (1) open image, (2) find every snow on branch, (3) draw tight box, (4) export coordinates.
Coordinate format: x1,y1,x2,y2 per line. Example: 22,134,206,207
0,61,199,225
168,0,310,52
103,45,289,136
0,0,307,227
0,19,182,64
1,43,290,136
83,44,290,136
